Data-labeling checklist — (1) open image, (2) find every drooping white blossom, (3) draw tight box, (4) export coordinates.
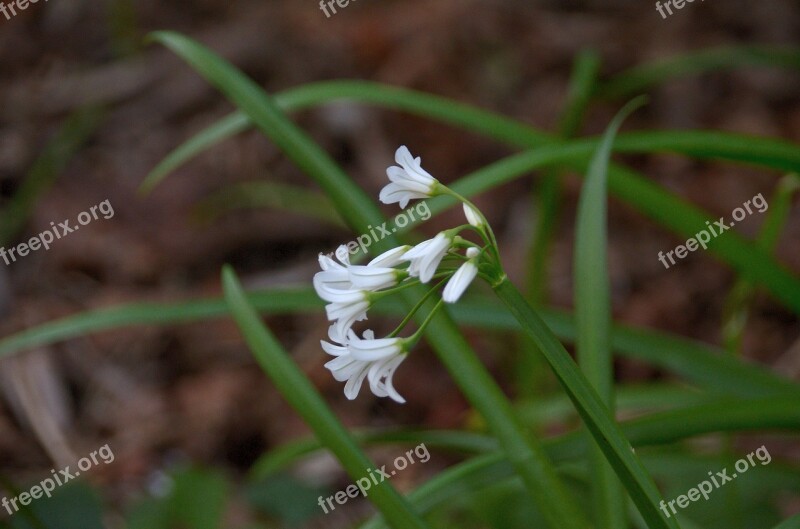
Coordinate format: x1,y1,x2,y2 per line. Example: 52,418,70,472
322,329,407,402
314,281,369,340
379,146,438,209
401,232,452,283
442,247,480,303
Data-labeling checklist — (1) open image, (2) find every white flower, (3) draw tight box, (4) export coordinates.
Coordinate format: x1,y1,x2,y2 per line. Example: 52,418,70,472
348,265,402,291
379,146,438,209
368,246,410,268
314,245,352,291
322,329,407,403
463,203,483,228
401,232,452,283
442,248,480,303
314,282,369,339
349,330,407,402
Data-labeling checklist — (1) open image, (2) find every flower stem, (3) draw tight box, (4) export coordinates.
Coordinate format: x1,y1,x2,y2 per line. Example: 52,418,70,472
414,292,589,529
405,298,445,346
440,187,500,258
388,277,450,338
492,277,678,529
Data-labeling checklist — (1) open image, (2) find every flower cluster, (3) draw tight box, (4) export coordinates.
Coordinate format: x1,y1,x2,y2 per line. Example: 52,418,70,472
314,146,500,403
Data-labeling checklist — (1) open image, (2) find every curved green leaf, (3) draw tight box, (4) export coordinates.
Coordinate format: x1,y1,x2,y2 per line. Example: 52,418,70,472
597,45,800,99
222,267,430,529
1,288,797,399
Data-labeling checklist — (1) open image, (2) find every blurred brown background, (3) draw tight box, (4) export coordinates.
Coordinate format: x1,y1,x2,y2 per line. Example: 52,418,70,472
0,0,798,519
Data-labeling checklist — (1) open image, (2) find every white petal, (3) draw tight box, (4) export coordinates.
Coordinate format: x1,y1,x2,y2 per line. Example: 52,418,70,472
401,233,452,283
321,339,348,357
394,147,435,186
325,355,366,382
327,323,346,344
442,261,479,303
385,167,433,192
348,265,398,291
379,183,428,209
367,354,407,403
463,203,483,227
334,245,351,265
328,304,369,339
395,145,415,167
368,246,410,268
417,234,451,283
315,282,365,304
349,336,403,362
313,268,351,292
401,237,437,260
318,254,339,271
343,363,371,400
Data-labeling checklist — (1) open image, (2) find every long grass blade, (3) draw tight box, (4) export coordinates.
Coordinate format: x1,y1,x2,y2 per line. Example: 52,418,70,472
596,45,800,99
192,181,344,227
1,288,797,399
494,278,679,529
773,514,800,529
722,173,800,353
222,267,430,529
574,97,646,528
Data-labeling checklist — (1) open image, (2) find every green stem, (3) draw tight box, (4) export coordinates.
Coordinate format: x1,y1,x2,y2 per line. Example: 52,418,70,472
575,97,645,529
369,274,445,301
492,277,679,529
406,298,445,346
388,279,449,338
439,187,500,259
417,298,590,529
722,173,800,354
